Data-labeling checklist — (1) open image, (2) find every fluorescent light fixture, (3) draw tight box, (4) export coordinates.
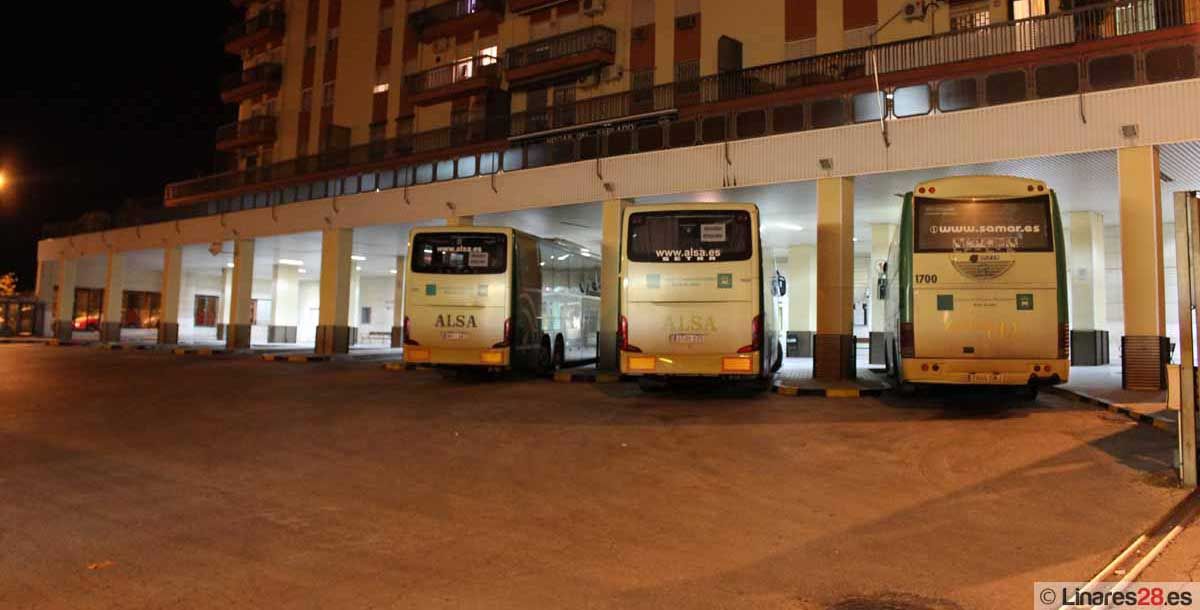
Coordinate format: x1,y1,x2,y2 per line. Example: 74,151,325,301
580,248,590,255
372,83,389,94
355,266,363,272
351,255,367,261
299,268,307,274
278,259,304,266
557,254,570,261
852,237,859,242
389,269,398,275
539,262,546,266
225,262,235,268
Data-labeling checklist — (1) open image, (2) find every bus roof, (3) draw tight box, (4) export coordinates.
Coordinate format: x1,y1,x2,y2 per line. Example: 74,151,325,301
913,175,1049,200
624,202,760,216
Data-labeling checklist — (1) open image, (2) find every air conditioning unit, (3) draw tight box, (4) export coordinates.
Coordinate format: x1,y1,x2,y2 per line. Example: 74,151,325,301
577,72,600,88
583,0,605,16
675,14,698,30
903,1,926,21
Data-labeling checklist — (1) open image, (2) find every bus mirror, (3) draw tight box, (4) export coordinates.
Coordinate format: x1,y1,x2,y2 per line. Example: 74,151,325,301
775,274,787,297
877,277,887,300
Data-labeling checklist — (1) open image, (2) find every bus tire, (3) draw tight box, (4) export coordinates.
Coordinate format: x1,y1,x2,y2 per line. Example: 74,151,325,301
897,382,917,396
553,334,566,369
1019,385,1039,401
537,335,553,375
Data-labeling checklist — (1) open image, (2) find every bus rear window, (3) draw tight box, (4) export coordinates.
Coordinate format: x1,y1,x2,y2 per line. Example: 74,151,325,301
915,196,1053,253
627,210,753,263
411,233,508,274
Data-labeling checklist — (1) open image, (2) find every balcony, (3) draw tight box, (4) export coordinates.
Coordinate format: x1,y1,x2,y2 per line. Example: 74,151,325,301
215,116,277,152
225,9,285,55
509,0,574,13
505,25,616,89
510,84,676,137
405,56,501,106
221,63,283,104
409,0,504,43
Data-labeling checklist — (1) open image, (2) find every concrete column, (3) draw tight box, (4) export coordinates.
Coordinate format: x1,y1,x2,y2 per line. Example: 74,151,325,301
51,259,77,342
1118,146,1167,390
217,267,233,340
784,245,817,333
391,256,406,348
1069,212,1108,331
814,176,856,380
158,246,183,344
815,0,845,54
598,198,630,371
99,252,126,343
446,215,474,227
316,228,354,355
349,264,362,346
34,260,55,337
869,224,897,332
268,264,299,343
226,238,255,350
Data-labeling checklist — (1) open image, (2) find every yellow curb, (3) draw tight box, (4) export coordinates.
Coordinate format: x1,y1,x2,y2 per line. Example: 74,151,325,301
382,362,406,371
775,386,800,396
286,355,309,363
826,388,861,398
48,339,62,346
172,348,186,355
261,354,275,361
595,373,621,383
553,371,571,383
197,348,213,356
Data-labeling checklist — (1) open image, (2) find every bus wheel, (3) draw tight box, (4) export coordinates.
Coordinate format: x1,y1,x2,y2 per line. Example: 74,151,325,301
897,382,917,396
553,334,566,369
537,335,553,375
1019,385,1039,401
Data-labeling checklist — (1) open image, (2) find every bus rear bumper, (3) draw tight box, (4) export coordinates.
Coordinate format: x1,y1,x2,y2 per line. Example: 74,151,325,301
405,346,510,367
901,358,1068,386
621,352,761,377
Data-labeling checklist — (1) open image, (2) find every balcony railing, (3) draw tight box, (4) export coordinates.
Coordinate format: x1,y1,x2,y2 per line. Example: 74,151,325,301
405,56,500,97
510,84,676,137
225,9,285,53
166,115,510,203
409,0,504,34
505,25,617,72
215,116,277,150
220,63,283,103
139,0,1200,216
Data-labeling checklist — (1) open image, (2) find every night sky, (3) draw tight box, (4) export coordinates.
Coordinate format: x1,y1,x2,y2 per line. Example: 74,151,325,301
0,5,242,291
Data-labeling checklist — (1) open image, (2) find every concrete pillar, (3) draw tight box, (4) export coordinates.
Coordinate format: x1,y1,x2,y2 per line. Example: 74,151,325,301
446,215,474,227
316,228,354,355
598,198,630,370
51,259,77,342
1069,212,1108,330
158,246,183,344
99,252,126,343
34,260,55,337
391,256,406,348
869,224,897,332
226,238,255,350
1118,146,1167,390
814,176,856,380
217,267,233,340
815,0,844,54
268,264,299,343
349,265,362,346
784,243,817,333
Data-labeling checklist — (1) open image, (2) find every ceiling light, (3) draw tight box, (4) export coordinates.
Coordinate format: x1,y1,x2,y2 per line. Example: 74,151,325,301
351,255,367,261
389,269,398,275
225,262,235,268
278,259,304,266
298,268,307,274
356,266,363,272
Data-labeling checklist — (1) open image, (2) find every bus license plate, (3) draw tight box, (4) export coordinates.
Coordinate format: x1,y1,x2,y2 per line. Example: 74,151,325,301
670,333,704,344
442,331,467,341
970,373,1001,383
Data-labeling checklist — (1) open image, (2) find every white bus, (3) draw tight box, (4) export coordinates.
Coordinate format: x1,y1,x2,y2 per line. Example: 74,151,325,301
884,176,1069,395
403,227,600,373
618,202,784,388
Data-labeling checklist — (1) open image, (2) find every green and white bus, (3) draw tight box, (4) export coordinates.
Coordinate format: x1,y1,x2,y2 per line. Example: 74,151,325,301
884,176,1069,394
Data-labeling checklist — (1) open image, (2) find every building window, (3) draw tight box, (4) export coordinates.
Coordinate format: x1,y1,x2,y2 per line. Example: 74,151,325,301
360,306,372,325
480,45,498,65
323,81,336,107
370,122,387,142
951,1,991,31
301,88,313,112
194,295,219,328
379,6,393,28
373,82,390,94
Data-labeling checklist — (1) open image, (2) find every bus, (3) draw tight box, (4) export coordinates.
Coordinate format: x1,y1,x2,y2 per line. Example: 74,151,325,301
883,176,1069,395
618,202,784,388
402,227,600,373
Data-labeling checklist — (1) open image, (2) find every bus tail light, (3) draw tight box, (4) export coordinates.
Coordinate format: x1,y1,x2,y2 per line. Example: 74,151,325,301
1058,323,1069,360
492,318,511,349
738,314,763,354
403,316,419,346
619,315,642,352
900,322,915,358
